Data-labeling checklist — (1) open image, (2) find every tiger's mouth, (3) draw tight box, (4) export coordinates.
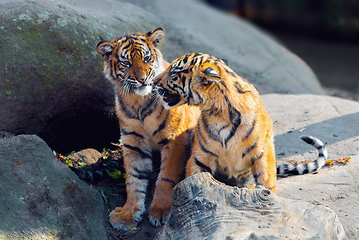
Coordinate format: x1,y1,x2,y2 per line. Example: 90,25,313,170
157,86,181,107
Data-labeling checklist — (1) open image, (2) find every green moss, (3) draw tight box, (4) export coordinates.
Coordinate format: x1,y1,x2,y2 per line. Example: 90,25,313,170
0,14,101,103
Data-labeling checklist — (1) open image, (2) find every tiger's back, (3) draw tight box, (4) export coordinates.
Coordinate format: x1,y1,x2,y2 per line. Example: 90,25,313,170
97,29,200,230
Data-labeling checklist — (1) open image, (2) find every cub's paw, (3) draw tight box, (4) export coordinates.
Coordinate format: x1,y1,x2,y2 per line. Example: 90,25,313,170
109,206,144,230
148,204,170,227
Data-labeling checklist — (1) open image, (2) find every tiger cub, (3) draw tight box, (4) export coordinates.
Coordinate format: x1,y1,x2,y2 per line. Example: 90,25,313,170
97,29,200,230
154,52,277,192
154,53,328,193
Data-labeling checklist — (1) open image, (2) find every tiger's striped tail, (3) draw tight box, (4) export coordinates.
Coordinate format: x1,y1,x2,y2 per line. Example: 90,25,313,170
277,135,328,175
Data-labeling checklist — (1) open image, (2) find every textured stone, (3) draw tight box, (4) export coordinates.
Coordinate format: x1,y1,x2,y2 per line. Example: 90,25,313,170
0,0,161,152
0,135,107,239
155,172,346,240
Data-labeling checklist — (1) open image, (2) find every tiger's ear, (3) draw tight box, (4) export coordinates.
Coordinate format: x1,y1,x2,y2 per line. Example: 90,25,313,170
202,67,221,79
220,58,228,66
146,28,164,47
97,41,114,59
200,67,221,85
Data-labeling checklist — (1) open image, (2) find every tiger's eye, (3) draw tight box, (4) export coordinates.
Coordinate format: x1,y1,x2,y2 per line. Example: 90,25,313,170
144,55,151,63
121,60,131,67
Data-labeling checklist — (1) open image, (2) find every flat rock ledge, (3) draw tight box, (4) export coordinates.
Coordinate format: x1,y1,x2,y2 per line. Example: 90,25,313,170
155,172,347,240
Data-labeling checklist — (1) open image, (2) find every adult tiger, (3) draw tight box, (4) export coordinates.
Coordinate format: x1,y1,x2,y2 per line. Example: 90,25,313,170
97,29,200,230
154,53,328,193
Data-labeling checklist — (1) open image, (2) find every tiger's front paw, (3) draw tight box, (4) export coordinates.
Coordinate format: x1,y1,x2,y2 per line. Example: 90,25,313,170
148,202,171,227
109,206,144,230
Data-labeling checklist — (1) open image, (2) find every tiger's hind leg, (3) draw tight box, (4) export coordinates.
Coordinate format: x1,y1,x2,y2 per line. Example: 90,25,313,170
109,145,153,230
148,131,191,227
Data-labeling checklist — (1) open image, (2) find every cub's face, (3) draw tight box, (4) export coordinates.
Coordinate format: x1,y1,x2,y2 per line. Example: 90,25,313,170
155,53,223,109
97,28,164,96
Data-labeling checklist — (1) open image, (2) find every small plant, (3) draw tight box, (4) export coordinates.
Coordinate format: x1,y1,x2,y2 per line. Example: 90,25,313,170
108,170,126,179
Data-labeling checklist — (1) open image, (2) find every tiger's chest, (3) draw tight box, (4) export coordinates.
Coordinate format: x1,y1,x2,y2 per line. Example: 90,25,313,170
115,94,170,149
194,119,260,187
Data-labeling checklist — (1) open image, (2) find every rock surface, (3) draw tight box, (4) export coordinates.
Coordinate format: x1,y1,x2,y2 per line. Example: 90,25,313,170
155,172,346,240
0,0,161,152
0,135,107,240
68,148,102,165
264,94,359,240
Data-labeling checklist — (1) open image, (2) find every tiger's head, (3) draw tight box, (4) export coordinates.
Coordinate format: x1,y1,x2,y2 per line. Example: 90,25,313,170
97,28,165,96
155,53,227,109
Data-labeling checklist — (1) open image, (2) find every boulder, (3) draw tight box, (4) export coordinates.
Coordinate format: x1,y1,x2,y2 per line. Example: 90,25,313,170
68,148,102,165
155,172,346,240
0,0,162,152
0,135,107,239
125,0,326,95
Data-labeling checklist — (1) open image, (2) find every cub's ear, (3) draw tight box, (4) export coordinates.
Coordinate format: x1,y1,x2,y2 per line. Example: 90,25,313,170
201,67,221,85
202,67,221,79
97,41,114,59
146,28,164,47
220,58,228,66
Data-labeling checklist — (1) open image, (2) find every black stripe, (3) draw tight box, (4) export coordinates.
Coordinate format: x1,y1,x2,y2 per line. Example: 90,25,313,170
234,81,246,94
128,172,151,180
181,74,187,88
198,55,205,65
302,163,309,174
182,55,189,64
134,167,152,177
201,115,222,144
219,81,228,90
140,95,158,122
186,76,193,101
161,178,176,187
198,138,218,157
123,144,151,159
195,157,212,173
135,190,147,194
121,129,144,139
118,97,138,119
158,138,170,145
243,119,256,140
193,90,204,104
302,136,315,145
250,152,263,165
153,112,169,136
224,102,241,145
225,68,237,78
242,140,257,158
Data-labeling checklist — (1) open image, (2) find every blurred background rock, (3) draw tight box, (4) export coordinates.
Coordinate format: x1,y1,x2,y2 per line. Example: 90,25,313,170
205,0,359,101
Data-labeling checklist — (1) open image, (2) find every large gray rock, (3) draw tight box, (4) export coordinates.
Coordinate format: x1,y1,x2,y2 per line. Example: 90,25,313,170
0,0,162,152
155,172,346,240
263,94,359,239
122,0,326,95
0,135,107,239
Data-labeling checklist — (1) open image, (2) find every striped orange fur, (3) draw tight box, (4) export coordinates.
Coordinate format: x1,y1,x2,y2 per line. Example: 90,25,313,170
155,53,277,192
97,29,200,230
